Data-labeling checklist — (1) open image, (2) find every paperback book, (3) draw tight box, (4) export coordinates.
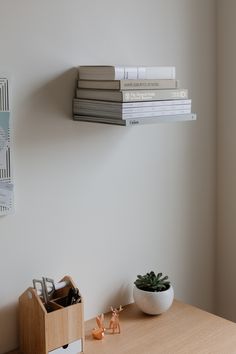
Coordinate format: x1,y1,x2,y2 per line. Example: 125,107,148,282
74,98,192,110
78,79,179,91
73,113,196,126
73,100,191,119
75,109,191,119
76,88,188,102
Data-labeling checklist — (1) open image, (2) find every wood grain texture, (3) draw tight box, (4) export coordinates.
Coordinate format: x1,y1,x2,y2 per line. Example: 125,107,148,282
19,287,46,354
7,300,236,354
17,276,84,354
84,300,236,354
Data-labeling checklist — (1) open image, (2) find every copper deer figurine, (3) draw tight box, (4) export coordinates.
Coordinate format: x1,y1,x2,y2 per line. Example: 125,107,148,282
109,305,123,334
91,313,105,340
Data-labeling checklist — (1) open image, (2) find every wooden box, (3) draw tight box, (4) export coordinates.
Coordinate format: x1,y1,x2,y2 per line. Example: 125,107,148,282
19,276,84,354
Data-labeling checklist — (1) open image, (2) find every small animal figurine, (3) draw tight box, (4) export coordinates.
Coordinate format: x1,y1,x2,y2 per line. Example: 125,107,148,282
109,305,123,334
92,313,105,340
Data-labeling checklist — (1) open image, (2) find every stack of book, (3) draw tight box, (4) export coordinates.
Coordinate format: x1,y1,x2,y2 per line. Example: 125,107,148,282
73,65,196,126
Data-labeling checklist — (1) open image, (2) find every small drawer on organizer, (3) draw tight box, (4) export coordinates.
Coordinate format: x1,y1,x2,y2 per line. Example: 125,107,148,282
49,339,82,354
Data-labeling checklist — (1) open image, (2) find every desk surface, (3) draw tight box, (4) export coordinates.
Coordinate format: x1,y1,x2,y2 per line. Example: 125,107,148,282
84,300,236,354
7,300,236,354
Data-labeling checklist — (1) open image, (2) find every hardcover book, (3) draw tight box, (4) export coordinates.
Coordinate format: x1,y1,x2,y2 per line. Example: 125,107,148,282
78,66,176,81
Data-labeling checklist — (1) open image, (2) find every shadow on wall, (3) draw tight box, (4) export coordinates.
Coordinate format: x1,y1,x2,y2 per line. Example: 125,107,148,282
14,66,130,167
27,67,78,118
100,283,132,313
14,67,129,149
14,67,78,143
0,302,18,353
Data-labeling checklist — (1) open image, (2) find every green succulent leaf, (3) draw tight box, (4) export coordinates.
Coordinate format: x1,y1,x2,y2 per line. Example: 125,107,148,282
134,271,171,292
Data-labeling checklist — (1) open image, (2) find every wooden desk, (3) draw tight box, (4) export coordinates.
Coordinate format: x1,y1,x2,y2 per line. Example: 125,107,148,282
6,300,236,354
84,300,236,354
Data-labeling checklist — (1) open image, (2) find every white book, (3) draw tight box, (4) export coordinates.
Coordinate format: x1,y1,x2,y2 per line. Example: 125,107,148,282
74,98,191,109
73,99,191,113
73,104,191,116
78,65,176,80
73,114,197,126
76,109,191,119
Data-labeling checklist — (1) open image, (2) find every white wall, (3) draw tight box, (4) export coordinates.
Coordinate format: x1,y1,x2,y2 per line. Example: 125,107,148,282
0,1,216,352
217,0,236,321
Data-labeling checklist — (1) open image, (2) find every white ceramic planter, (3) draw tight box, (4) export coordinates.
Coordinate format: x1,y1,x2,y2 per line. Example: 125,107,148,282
133,285,174,315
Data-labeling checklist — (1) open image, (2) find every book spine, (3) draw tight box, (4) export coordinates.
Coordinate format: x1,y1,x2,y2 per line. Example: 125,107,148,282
78,80,119,90
119,79,179,90
125,114,196,125
74,98,192,108
122,89,188,102
122,99,191,108
74,108,191,119
77,79,179,90
114,66,176,80
122,104,191,113
73,114,197,125
73,115,126,125
73,104,191,114
123,109,191,119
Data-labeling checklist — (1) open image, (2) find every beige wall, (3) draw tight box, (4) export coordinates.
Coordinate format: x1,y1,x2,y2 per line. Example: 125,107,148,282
0,1,216,352
217,0,236,321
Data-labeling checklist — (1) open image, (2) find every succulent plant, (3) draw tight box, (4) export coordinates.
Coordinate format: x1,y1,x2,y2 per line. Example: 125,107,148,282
134,271,170,292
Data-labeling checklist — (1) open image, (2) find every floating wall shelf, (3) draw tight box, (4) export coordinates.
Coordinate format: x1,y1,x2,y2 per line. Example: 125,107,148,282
73,113,197,126
73,65,197,126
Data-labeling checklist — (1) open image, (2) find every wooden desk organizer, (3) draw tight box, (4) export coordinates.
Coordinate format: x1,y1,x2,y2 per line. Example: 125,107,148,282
19,276,84,354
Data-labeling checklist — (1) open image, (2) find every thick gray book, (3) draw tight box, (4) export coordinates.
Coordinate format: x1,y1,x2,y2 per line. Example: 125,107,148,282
76,88,188,102
73,107,192,119
73,98,192,110
73,113,196,126
73,98,191,118
78,65,176,80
